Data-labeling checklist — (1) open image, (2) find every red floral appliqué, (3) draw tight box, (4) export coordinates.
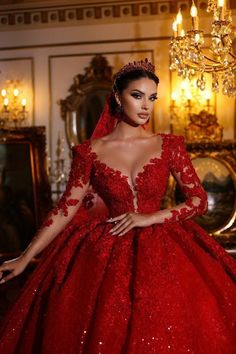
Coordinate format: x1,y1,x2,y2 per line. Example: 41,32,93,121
42,140,94,227
164,135,208,223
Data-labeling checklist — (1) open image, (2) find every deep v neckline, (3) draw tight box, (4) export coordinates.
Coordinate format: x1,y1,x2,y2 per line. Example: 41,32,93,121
90,133,165,189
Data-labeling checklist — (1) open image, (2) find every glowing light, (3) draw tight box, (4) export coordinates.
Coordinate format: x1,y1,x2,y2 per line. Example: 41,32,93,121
3,98,9,106
181,80,189,90
218,0,224,7
21,98,27,107
13,88,19,97
205,90,211,100
195,33,200,42
190,3,198,17
1,89,6,97
186,92,192,100
172,21,177,32
171,92,177,101
176,9,182,24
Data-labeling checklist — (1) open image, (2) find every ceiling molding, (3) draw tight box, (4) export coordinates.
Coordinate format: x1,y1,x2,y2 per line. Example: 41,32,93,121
0,1,235,30
0,1,195,30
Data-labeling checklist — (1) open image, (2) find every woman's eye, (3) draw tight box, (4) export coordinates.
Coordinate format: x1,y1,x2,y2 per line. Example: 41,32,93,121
131,93,142,99
150,96,157,101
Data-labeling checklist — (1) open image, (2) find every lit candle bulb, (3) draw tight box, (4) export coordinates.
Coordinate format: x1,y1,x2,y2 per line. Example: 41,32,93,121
3,97,9,108
218,0,224,7
190,1,199,30
180,29,185,37
171,91,177,105
186,92,192,101
176,9,183,37
172,20,177,37
186,91,192,104
13,88,19,97
21,98,27,108
181,79,189,91
205,90,211,100
194,33,200,42
1,89,6,97
205,90,211,110
217,0,224,20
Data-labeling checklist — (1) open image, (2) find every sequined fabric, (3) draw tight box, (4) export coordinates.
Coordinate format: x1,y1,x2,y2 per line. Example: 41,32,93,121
0,134,236,354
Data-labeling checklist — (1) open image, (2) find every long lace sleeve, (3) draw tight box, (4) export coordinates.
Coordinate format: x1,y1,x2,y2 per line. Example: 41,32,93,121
43,141,92,226
157,135,208,224
43,141,92,227
21,140,93,261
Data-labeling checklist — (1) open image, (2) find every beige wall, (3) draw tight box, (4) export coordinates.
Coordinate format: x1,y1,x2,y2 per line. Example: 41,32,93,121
0,2,235,166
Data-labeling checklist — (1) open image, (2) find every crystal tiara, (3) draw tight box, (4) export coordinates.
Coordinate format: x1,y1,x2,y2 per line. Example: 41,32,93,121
114,58,155,80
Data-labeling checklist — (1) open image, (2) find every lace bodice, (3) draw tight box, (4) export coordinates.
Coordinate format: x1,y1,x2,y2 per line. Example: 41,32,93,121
43,133,207,227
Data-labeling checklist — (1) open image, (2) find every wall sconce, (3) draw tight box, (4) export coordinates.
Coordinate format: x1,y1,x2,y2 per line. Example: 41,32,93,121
0,80,29,128
170,77,215,136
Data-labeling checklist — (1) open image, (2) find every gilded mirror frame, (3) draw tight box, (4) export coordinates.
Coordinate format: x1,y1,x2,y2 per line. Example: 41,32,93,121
60,55,113,147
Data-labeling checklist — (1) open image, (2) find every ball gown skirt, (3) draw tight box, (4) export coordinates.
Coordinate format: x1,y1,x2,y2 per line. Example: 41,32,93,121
0,134,235,354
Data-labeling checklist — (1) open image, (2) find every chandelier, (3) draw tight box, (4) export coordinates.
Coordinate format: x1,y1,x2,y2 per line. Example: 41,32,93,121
0,80,28,128
169,0,236,97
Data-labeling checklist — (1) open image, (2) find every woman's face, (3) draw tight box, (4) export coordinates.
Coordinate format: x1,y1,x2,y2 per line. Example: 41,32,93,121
116,77,158,126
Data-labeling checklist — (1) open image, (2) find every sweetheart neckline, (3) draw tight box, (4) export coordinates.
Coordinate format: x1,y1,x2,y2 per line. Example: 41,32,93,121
89,133,166,189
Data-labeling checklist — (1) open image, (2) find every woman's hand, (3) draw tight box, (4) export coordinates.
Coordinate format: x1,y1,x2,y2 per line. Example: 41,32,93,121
0,256,29,284
107,212,155,236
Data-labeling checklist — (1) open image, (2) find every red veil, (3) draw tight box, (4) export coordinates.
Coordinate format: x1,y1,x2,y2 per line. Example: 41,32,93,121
91,94,118,139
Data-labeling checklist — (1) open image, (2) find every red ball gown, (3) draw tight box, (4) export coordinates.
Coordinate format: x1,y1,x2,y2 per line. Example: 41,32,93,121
0,134,236,354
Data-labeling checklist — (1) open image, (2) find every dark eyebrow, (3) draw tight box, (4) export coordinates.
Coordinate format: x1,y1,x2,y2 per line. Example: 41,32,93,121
131,89,157,96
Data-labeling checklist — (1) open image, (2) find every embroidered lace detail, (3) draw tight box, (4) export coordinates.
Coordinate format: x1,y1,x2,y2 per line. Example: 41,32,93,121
42,134,207,227
1,135,236,354
164,135,208,223
43,140,93,227
92,159,135,217
91,134,168,216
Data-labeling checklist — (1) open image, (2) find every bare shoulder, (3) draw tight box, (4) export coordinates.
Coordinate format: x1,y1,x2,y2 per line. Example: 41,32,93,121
90,134,113,154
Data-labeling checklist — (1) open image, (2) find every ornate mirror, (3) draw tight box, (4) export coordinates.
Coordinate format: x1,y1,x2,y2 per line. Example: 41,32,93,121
60,55,113,146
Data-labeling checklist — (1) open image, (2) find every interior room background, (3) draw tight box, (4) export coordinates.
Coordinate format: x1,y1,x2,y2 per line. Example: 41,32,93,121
0,0,235,168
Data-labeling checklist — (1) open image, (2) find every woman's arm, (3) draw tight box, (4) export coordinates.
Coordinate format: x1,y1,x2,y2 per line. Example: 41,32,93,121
109,135,208,235
0,141,92,283
151,135,208,223
21,182,90,263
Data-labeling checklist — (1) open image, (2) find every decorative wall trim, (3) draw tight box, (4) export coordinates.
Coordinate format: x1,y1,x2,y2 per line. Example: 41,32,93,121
0,0,228,29
0,36,170,51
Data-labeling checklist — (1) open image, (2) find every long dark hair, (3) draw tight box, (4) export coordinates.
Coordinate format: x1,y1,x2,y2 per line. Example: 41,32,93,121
110,69,159,116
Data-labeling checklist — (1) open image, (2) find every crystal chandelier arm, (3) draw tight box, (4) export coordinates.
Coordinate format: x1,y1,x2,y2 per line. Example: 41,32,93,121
169,0,236,96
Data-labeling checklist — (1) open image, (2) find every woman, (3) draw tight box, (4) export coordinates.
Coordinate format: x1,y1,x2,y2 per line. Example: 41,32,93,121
0,59,235,354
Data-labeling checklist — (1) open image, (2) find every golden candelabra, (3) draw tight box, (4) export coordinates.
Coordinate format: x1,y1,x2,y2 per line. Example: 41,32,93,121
0,80,28,127
170,76,215,135
169,0,236,97
48,133,68,204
